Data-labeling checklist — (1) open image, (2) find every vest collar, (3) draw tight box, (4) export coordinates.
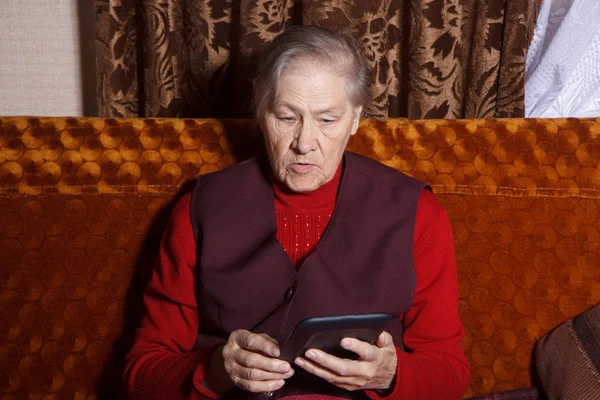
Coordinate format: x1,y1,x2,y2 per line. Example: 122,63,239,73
271,162,343,210
256,153,354,274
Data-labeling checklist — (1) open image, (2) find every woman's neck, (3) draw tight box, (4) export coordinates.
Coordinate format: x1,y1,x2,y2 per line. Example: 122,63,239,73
271,162,343,210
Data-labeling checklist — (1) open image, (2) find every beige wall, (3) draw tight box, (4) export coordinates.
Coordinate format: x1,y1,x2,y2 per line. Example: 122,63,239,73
0,0,97,116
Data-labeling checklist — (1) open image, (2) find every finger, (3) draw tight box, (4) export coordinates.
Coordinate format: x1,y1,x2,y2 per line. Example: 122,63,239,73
259,333,280,346
234,331,280,357
340,338,378,361
229,363,294,381
232,348,292,373
376,331,394,348
232,376,286,393
294,356,366,389
302,349,362,378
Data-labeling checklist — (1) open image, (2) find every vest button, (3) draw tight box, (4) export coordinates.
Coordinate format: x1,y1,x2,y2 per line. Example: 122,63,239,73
284,287,294,300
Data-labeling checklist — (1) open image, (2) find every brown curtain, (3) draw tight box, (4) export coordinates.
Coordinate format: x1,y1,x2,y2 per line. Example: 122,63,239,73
95,0,539,119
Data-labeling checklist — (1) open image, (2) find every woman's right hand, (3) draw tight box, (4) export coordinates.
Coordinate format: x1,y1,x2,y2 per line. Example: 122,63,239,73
203,330,294,393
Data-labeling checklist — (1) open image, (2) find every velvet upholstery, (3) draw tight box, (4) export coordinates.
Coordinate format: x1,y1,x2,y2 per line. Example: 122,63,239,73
2,117,600,398
465,388,540,400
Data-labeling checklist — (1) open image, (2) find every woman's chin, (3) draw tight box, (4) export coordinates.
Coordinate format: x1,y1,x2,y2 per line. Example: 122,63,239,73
284,175,323,193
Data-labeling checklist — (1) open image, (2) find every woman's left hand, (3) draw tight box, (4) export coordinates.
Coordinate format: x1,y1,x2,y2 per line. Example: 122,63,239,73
294,331,398,391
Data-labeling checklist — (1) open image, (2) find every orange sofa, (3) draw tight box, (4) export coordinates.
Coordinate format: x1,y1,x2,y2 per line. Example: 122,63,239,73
1,116,600,399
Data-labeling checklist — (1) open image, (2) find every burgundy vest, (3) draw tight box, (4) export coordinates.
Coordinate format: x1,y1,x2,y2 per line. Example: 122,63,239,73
190,152,426,399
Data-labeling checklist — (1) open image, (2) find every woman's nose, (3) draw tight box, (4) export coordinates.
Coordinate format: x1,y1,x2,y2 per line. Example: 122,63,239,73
294,121,317,154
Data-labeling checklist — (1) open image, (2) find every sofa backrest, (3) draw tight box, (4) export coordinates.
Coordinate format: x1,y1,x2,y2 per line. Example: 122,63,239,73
1,116,600,398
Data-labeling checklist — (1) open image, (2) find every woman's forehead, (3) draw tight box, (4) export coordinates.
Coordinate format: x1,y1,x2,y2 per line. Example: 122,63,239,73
273,101,346,116
272,70,350,110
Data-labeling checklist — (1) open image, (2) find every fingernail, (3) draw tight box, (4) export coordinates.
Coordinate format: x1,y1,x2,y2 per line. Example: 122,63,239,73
272,348,280,357
306,350,316,359
279,363,290,372
341,339,351,348
295,358,305,366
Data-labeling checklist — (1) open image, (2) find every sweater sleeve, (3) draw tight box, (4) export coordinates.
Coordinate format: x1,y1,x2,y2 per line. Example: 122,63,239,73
123,193,223,399
366,189,470,400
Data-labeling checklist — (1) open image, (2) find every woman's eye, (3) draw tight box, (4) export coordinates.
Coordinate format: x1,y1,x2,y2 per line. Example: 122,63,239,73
277,117,295,123
320,119,336,125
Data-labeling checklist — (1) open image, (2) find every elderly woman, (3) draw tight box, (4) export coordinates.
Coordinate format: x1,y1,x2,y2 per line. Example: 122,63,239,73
124,26,470,399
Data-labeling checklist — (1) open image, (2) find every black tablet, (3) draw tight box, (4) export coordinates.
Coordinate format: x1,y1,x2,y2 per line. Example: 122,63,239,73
279,313,392,363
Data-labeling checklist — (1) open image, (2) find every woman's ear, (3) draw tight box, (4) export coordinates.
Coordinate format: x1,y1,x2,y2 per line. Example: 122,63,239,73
257,111,268,132
351,106,363,135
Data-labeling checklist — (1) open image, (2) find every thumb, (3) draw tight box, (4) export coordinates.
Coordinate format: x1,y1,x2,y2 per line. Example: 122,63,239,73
376,331,394,348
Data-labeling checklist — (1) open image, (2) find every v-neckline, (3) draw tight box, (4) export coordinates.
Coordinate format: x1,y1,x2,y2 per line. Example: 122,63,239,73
266,154,350,275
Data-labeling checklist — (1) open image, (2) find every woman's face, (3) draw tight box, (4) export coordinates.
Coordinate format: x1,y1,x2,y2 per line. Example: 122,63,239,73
261,65,362,193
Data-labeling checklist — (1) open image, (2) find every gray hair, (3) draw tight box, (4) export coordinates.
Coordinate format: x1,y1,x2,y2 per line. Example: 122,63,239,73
253,26,370,119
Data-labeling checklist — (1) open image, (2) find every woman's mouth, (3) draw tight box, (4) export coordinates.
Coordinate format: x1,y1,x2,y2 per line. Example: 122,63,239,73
290,163,314,173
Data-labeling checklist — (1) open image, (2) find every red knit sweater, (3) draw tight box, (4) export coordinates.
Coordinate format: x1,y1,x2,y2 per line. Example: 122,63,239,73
272,164,342,267
124,165,470,399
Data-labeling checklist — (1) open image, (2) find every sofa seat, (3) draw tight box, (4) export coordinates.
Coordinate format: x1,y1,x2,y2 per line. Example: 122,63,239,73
2,116,600,398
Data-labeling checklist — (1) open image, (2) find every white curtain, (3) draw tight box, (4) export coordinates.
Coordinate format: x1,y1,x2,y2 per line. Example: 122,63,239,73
525,0,600,118
0,0,96,117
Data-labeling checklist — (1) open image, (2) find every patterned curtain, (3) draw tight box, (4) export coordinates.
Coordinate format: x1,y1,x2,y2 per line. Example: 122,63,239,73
95,0,538,119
